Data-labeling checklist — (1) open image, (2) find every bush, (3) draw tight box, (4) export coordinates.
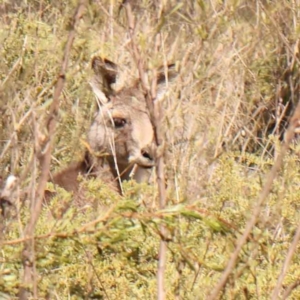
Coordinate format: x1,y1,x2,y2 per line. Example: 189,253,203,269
1,1,300,298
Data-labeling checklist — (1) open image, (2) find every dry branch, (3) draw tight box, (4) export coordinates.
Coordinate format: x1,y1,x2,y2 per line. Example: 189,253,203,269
123,2,168,299
271,222,300,299
207,101,300,299
18,2,87,299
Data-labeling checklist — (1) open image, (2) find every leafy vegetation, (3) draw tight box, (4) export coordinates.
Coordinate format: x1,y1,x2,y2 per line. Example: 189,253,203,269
1,0,300,298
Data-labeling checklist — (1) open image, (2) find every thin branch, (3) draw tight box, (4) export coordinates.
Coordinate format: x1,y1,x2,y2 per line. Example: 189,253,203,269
282,280,300,299
25,0,86,237
123,2,168,300
207,100,300,299
4,204,231,246
18,1,87,299
271,222,300,299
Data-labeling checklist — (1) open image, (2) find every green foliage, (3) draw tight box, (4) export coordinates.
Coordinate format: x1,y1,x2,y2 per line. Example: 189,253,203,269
2,0,300,298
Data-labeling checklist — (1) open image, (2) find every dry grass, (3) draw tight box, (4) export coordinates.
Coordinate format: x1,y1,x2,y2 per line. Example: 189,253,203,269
1,0,300,299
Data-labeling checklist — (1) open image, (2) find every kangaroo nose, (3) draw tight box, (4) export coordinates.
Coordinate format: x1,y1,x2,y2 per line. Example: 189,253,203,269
129,147,155,167
141,149,153,161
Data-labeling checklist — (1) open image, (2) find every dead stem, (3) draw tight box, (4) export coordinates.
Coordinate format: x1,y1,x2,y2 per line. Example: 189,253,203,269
207,98,300,299
18,1,87,299
123,2,168,299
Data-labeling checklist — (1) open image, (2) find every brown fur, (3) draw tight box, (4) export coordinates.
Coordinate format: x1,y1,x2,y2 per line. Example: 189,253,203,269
50,57,176,196
51,153,92,193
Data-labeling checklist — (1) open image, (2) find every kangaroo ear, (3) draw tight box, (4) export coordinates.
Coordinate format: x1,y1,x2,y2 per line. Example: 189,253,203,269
89,57,119,104
156,64,177,101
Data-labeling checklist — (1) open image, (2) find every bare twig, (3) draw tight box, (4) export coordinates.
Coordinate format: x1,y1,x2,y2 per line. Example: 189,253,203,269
0,106,34,162
123,2,169,299
18,2,86,299
207,100,300,299
4,204,230,246
271,222,300,299
282,279,300,299
4,203,117,246
152,37,169,300
0,35,27,89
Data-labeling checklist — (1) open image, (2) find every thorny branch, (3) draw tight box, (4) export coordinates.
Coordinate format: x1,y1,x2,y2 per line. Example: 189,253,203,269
19,1,87,299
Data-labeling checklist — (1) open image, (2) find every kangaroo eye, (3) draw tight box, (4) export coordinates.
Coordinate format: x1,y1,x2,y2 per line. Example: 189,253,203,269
113,117,127,128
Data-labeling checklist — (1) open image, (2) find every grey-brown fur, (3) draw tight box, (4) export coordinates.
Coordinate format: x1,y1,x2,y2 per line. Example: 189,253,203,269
51,57,176,194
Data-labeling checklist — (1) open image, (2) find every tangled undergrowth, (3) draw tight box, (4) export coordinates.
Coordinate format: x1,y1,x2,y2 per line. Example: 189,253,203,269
1,0,300,299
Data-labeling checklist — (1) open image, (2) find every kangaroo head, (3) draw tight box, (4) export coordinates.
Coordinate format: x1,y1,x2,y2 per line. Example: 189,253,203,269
49,57,177,197
88,57,176,174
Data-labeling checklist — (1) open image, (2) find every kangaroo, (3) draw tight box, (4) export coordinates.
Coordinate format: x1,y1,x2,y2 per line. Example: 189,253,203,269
50,57,176,195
